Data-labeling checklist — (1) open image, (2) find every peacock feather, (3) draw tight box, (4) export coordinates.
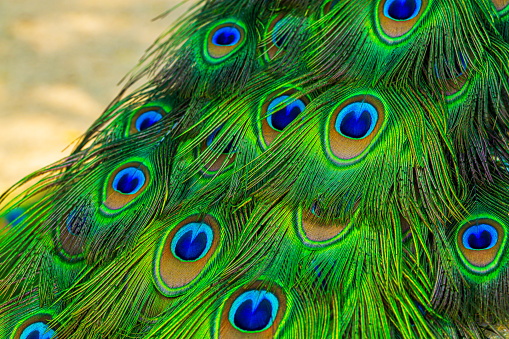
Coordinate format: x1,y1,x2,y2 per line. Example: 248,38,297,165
3,0,509,337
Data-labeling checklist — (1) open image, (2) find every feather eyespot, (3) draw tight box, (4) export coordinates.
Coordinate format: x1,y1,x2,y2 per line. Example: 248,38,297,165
13,314,57,339
229,290,279,332
127,106,167,136
296,203,353,248
434,54,468,96
56,205,91,260
171,222,214,262
258,88,310,148
5,207,26,226
112,167,146,195
335,102,378,139
326,95,385,163
456,218,507,274
102,162,151,212
267,97,305,132
376,0,428,41
383,0,421,20
200,127,236,173
264,14,292,61
462,224,498,250
153,215,221,296
311,201,324,218
213,27,241,46
66,207,89,237
204,20,246,63
20,324,56,339
0,207,27,235
217,282,287,338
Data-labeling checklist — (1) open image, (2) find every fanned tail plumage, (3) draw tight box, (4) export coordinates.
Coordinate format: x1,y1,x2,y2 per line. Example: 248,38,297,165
3,0,509,338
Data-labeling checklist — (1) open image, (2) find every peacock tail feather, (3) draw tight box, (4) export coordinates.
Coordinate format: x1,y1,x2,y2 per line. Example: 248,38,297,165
3,0,509,337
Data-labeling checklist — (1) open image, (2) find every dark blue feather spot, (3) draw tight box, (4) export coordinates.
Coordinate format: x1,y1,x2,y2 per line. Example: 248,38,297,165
66,207,88,236
26,332,40,339
20,322,55,339
174,230,208,261
206,127,236,154
112,167,146,195
462,223,498,250
271,105,302,131
272,19,290,48
135,111,162,132
228,290,279,332
212,27,241,46
234,298,273,332
171,222,214,262
335,102,378,140
388,0,416,20
117,175,138,193
468,231,492,250
383,0,421,20
5,207,26,226
267,96,306,132
340,110,372,139
437,53,467,79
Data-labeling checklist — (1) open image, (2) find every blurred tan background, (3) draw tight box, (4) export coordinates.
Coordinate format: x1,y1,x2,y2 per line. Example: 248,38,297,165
0,0,190,192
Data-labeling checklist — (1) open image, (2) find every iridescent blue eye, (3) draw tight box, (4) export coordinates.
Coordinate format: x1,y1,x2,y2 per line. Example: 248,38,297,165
5,207,26,226
229,290,279,332
171,222,214,262
20,322,56,339
462,224,498,250
272,18,291,48
206,128,219,147
311,201,323,218
135,111,162,132
383,0,421,20
112,167,146,195
66,207,89,236
212,27,241,46
206,128,235,154
335,102,378,139
435,53,468,80
267,96,306,132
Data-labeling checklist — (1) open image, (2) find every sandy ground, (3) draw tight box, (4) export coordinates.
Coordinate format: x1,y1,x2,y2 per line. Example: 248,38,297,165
0,0,190,193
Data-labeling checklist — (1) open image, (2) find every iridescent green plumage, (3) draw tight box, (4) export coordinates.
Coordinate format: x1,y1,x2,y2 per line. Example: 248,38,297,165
2,0,509,338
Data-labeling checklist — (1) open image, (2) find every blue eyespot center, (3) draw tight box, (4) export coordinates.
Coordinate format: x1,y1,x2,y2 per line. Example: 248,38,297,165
335,102,378,139
234,298,272,331
135,111,162,132
66,207,89,236
175,230,207,261
272,19,290,48
435,53,467,80
5,207,26,226
462,224,498,250
171,222,214,262
21,322,56,339
229,290,279,332
206,128,235,154
267,96,305,132
311,202,323,218
212,27,241,46
340,110,371,138
383,0,421,20
112,167,146,195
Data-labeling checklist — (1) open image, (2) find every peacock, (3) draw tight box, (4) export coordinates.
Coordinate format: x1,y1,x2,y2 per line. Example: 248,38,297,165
3,0,509,337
